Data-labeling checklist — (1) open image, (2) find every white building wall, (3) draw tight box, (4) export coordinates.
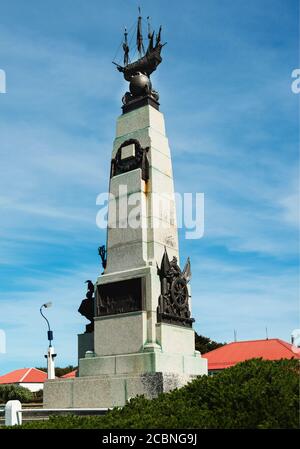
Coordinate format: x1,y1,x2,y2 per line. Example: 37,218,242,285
18,382,44,392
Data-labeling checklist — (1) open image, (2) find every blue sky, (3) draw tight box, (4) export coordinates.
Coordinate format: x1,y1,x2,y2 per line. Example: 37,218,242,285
0,0,299,373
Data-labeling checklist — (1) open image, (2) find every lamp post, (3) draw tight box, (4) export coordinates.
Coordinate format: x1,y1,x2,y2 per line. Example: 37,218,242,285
40,302,56,379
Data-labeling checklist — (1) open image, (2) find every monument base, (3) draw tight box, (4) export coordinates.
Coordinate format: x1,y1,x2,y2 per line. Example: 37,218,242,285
78,349,206,377
43,315,208,409
43,370,206,409
78,332,94,361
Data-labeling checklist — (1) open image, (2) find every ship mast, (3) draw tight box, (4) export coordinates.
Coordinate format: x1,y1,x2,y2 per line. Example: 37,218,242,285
147,16,154,52
122,27,129,66
137,7,145,58
156,25,162,46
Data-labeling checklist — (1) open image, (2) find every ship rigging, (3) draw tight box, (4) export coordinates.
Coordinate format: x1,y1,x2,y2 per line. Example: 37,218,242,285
113,10,166,82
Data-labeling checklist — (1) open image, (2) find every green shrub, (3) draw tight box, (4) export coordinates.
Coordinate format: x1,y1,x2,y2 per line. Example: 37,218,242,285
11,359,300,429
195,333,225,354
35,365,77,378
0,384,34,403
32,389,43,403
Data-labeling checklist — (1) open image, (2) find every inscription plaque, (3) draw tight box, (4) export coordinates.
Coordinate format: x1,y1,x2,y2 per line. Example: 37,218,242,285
96,277,145,317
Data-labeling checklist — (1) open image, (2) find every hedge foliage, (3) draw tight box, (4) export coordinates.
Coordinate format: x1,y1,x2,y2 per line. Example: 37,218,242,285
14,358,300,429
0,385,34,403
195,333,225,354
35,365,77,378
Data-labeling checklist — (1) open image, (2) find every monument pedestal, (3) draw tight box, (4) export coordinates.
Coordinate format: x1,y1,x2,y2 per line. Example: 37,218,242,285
43,103,207,409
43,371,205,409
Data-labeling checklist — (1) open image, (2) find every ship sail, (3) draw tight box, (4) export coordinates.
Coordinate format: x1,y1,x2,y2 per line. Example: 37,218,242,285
137,12,145,58
147,16,154,52
156,26,162,45
122,28,129,66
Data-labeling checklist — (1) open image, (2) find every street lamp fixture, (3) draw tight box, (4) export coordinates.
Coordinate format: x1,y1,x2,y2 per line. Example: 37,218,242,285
40,302,56,380
40,302,53,346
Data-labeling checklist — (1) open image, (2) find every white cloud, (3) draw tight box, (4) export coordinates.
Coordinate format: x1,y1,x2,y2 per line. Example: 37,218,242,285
191,257,299,343
278,193,299,227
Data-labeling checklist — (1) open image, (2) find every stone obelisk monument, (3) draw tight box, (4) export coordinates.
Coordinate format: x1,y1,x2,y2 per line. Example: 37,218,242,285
43,13,207,408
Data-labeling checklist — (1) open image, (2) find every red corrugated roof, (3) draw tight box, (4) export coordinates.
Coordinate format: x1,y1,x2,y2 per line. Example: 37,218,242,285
203,338,300,370
61,370,77,378
0,368,47,384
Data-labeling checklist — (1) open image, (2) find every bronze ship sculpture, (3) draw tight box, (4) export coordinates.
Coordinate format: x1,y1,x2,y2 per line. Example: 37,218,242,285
113,10,166,111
